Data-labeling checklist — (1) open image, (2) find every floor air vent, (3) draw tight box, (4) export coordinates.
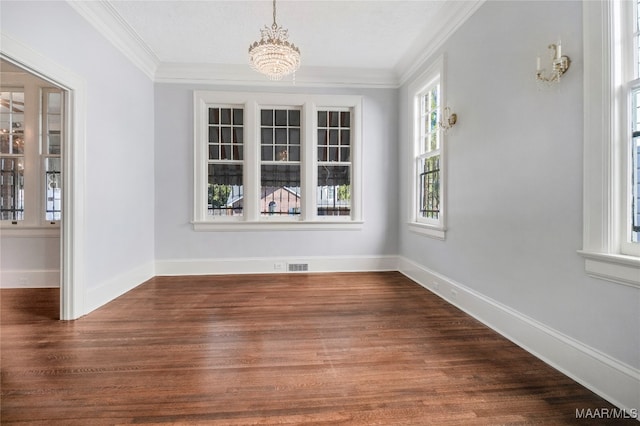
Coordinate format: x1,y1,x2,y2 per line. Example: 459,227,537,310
288,263,309,272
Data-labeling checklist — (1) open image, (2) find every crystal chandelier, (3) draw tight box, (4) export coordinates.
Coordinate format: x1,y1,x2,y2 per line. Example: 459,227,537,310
248,0,300,80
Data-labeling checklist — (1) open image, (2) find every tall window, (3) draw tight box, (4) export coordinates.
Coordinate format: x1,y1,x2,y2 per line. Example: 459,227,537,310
0,90,24,221
43,89,62,221
193,92,362,230
408,56,446,240
207,106,244,216
260,108,301,217
417,82,441,222
317,109,351,216
0,86,62,227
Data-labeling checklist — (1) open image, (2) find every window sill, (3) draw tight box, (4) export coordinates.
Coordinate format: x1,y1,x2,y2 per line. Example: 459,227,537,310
408,222,446,240
577,250,640,288
192,220,364,232
0,225,60,238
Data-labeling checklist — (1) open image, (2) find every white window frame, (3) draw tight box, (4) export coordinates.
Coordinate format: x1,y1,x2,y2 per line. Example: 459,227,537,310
193,91,363,231
407,56,447,240
0,78,62,236
580,0,640,288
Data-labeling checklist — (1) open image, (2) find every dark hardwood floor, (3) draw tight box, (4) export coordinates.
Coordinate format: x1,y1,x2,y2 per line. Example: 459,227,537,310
1,272,633,425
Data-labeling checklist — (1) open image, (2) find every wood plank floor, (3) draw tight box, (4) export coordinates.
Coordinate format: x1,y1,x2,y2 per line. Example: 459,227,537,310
1,272,633,425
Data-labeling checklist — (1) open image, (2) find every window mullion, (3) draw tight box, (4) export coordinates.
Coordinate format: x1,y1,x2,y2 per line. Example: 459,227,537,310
301,102,315,221
193,98,207,222
22,85,40,226
244,101,259,221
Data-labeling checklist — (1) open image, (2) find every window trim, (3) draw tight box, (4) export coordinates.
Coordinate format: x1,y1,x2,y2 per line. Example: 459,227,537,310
192,91,363,231
580,0,640,288
407,55,447,240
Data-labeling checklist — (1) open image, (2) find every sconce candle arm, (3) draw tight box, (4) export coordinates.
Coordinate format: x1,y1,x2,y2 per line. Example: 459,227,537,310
536,42,570,85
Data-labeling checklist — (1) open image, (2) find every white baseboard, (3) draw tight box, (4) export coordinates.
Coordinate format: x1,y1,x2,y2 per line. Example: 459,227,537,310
155,255,398,276
1,269,60,288
398,256,640,416
85,261,155,315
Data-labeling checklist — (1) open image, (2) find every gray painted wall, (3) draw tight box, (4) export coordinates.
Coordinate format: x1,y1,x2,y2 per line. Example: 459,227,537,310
1,1,156,292
398,0,639,369
153,84,399,260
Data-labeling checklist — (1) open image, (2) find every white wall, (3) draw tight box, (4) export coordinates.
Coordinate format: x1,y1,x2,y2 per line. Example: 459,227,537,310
399,0,639,373
154,84,399,268
1,1,155,310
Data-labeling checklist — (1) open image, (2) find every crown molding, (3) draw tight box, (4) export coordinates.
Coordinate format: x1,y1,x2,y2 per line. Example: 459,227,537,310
155,63,400,89
66,0,159,80
396,0,485,86
67,0,484,88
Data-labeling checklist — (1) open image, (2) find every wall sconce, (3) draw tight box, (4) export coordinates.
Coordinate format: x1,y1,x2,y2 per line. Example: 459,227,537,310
536,40,570,85
439,107,457,134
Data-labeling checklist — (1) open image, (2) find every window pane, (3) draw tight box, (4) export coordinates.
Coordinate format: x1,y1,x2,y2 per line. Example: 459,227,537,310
340,111,350,127
208,127,219,143
233,108,243,125
209,144,219,160
0,91,25,155
275,128,287,144
289,110,300,126
12,134,24,155
261,109,273,126
261,108,301,164
318,129,327,145
0,157,24,221
260,164,301,216
318,111,327,127
318,165,350,216
289,145,300,162
419,155,440,220
329,111,339,127
275,109,287,126
48,133,61,155
47,92,62,114
220,108,231,125
209,108,219,125
47,113,60,133
221,127,232,144
261,128,273,145
208,164,243,216
329,130,339,146
341,129,350,146
289,128,300,145
45,157,61,221
262,145,273,161
209,106,243,162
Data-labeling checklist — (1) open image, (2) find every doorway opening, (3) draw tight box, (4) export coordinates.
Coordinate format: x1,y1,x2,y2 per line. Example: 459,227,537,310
0,59,65,317
0,41,85,319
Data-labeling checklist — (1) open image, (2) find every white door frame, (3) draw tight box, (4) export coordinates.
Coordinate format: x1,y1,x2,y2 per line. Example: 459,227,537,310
1,32,86,320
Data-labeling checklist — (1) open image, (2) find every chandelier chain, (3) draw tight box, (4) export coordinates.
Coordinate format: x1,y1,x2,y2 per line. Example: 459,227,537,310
272,0,277,27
